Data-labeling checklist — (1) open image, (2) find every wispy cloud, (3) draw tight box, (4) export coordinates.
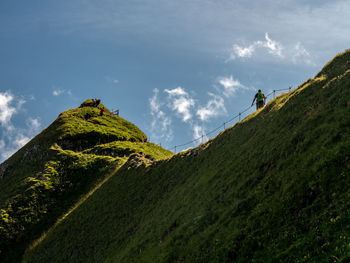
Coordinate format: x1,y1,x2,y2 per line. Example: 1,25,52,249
192,124,208,142
27,117,41,133
52,87,72,97
218,75,248,98
149,88,173,142
104,76,119,85
0,118,42,162
0,91,16,126
148,74,251,147
228,32,315,65
6,0,349,66
263,33,283,57
0,91,41,162
292,42,313,65
53,89,64,96
229,33,283,60
165,87,195,122
196,93,226,121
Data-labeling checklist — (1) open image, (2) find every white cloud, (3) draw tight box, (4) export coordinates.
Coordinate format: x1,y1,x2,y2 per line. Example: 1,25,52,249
164,87,187,96
0,92,41,163
0,147,14,162
113,79,119,84
165,87,195,122
292,42,313,65
228,32,316,65
0,139,5,150
147,75,248,148
229,33,284,60
150,89,160,113
231,45,255,59
8,0,350,67
192,124,208,142
53,89,64,96
197,93,226,121
218,76,247,98
0,92,16,126
149,88,173,142
27,118,41,133
0,117,41,162
263,33,283,57
52,88,72,97
13,133,30,149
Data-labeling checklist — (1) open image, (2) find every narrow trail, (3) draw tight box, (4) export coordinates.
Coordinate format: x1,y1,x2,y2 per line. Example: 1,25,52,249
169,87,293,153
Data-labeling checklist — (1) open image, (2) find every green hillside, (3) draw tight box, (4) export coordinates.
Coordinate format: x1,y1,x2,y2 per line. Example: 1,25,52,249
3,49,350,263
23,50,350,263
0,100,172,262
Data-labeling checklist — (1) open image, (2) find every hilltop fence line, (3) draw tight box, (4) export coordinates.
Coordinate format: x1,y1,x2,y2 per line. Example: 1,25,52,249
162,87,293,153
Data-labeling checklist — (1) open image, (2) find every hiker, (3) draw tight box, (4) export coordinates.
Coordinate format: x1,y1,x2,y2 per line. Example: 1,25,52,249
94,98,101,107
252,89,266,110
100,107,105,116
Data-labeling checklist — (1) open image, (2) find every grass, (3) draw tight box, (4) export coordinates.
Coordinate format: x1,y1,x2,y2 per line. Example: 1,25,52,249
21,49,350,262
83,141,173,160
0,102,172,263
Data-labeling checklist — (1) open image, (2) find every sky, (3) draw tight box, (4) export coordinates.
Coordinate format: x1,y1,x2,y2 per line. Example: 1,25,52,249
0,0,350,162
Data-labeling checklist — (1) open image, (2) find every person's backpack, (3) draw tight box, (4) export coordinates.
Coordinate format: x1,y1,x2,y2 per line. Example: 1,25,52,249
257,92,264,101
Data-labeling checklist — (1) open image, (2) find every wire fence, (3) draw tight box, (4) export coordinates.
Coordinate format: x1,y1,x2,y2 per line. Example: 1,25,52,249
167,86,293,153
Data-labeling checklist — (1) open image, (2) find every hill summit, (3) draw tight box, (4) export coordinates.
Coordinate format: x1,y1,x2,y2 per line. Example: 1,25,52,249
0,99,172,262
2,49,350,262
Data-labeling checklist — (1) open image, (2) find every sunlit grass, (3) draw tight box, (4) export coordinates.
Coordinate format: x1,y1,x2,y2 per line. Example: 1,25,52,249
23,50,350,262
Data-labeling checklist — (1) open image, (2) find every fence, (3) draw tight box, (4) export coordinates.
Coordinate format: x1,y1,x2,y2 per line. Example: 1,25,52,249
168,87,293,153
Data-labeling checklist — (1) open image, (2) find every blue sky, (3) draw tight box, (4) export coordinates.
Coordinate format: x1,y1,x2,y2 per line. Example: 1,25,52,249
1,0,350,162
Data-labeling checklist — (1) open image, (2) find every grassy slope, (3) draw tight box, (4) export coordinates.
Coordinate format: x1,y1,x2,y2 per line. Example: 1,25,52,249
23,50,350,263
0,100,172,262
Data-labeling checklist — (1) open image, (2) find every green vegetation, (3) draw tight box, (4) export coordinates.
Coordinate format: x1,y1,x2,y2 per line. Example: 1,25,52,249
3,50,350,263
83,141,173,160
0,102,172,262
316,49,350,79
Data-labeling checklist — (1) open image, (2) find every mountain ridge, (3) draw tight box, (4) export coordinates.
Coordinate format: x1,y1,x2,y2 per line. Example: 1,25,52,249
2,50,350,262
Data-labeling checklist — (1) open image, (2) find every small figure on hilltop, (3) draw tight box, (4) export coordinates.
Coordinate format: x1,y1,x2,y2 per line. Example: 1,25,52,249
92,98,101,107
100,107,105,116
252,89,266,110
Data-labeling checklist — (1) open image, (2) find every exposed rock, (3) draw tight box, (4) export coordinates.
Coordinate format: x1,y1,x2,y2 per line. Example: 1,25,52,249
185,143,208,157
126,153,152,168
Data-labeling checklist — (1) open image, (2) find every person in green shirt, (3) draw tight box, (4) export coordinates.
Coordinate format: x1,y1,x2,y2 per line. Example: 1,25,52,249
251,89,266,110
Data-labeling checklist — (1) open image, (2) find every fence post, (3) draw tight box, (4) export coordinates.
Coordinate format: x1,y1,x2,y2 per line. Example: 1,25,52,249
223,122,225,130
239,112,241,121
201,134,204,144
289,86,292,92
273,90,276,98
